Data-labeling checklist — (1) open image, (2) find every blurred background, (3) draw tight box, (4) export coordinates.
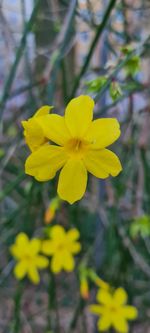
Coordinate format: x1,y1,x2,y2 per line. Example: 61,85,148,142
0,0,150,332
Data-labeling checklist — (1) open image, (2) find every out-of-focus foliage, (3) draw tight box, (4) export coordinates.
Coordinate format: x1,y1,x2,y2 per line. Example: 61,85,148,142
130,215,150,238
121,46,141,76
0,0,150,332
85,76,108,93
109,81,123,101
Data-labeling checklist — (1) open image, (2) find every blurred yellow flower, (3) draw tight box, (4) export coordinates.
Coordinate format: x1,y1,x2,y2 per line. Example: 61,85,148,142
10,233,49,284
89,287,138,333
24,95,122,203
22,105,53,152
42,225,81,273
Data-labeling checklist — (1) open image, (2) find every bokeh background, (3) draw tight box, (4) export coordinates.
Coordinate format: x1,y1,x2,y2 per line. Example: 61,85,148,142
0,0,150,332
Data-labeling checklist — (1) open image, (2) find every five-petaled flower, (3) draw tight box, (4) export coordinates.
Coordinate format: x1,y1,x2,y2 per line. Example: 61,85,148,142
23,95,122,204
89,287,138,333
10,233,49,284
42,225,81,273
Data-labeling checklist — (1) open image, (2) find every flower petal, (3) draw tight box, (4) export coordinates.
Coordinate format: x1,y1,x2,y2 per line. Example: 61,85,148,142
113,288,128,305
25,145,68,181
89,304,104,315
10,233,29,259
42,240,57,255
68,242,81,254
112,315,128,333
63,251,75,271
22,106,52,152
34,105,53,117
85,118,121,149
40,114,71,146
65,95,94,137
14,261,28,280
16,233,29,246
22,118,46,152
97,316,112,331
66,230,81,253
67,229,80,241
28,266,40,284
50,225,66,240
10,245,21,259
121,306,138,319
29,239,41,255
51,253,63,273
57,159,87,204
97,289,113,305
35,255,49,268
83,149,122,178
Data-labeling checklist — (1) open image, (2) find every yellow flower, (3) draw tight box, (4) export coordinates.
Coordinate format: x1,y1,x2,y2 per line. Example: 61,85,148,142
89,287,138,333
42,225,81,273
10,233,49,284
24,95,122,203
22,105,53,152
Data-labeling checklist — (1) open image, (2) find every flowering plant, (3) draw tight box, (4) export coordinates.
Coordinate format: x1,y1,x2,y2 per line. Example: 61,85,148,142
23,95,122,203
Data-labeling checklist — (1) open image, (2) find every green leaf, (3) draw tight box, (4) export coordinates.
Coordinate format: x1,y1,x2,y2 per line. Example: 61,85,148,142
125,55,141,76
130,215,150,238
85,76,107,93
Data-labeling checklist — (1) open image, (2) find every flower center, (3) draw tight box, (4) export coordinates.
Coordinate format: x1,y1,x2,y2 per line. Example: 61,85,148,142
57,243,64,251
109,305,117,313
24,254,32,261
65,138,89,157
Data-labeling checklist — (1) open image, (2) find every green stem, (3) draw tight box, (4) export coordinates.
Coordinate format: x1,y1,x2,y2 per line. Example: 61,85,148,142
47,275,52,330
0,172,25,202
81,308,88,332
67,298,85,332
21,0,37,110
12,282,23,333
61,59,68,102
0,0,41,121
94,48,143,103
140,148,150,213
9,78,46,99
96,82,149,115
70,0,117,98
55,280,61,332
46,0,77,103
46,272,61,332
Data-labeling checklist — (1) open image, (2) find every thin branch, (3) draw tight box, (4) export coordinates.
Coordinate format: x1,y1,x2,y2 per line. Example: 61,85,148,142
0,0,42,122
70,0,117,98
118,225,150,278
